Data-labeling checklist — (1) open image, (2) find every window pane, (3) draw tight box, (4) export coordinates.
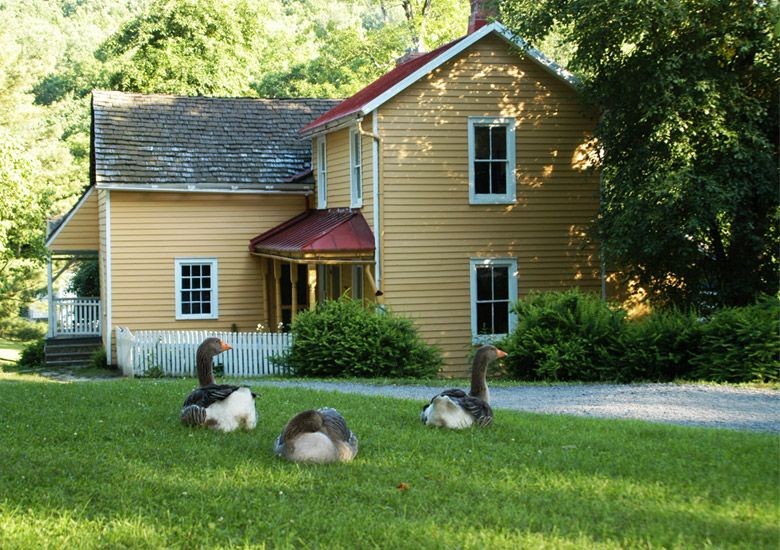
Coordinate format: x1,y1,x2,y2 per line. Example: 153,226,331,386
477,303,493,334
475,126,490,159
182,303,191,315
202,291,210,303
182,278,190,290
182,265,190,277
491,162,506,194
181,291,191,303
476,267,492,301
474,162,490,194
202,265,210,278
493,266,509,299
202,303,211,315
191,265,201,277
192,303,201,315
191,291,201,303
493,302,509,334
491,126,507,159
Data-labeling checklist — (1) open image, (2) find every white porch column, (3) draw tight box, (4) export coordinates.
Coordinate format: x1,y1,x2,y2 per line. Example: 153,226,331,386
47,255,55,337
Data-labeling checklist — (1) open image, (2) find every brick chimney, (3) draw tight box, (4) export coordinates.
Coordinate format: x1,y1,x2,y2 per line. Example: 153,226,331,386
468,0,499,33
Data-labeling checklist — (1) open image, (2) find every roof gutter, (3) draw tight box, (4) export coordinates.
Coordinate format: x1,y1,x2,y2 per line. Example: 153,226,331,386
95,183,313,195
299,111,364,139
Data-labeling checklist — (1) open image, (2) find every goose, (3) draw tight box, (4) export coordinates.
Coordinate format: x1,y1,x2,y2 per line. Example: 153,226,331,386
274,408,358,463
180,337,257,432
420,345,507,429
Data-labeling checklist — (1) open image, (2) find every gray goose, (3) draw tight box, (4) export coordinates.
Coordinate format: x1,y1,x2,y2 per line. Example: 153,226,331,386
420,345,506,428
274,408,358,463
180,337,257,432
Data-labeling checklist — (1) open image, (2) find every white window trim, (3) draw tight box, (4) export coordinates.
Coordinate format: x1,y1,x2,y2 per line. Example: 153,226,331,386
316,136,327,209
467,116,516,205
469,257,518,343
175,257,219,320
350,128,363,208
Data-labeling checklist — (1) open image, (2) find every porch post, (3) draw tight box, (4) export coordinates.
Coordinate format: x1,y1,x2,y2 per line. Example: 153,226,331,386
273,259,282,328
259,259,269,327
307,264,317,311
47,255,55,337
290,263,299,321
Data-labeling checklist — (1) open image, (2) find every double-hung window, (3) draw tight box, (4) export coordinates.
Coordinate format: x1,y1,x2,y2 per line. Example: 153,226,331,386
316,136,327,209
350,128,363,208
175,258,218,320
470,258,518,341
468,117,516,204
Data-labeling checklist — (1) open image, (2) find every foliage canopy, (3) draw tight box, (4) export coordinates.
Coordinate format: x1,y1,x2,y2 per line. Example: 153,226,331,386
501,0,780,309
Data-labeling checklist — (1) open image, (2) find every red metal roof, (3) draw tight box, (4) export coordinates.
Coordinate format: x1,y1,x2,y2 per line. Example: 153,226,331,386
299,35,468,135
249,208,375,258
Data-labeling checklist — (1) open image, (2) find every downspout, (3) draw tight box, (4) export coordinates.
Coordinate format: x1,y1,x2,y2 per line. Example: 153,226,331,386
357,113,382,295
105,190,113,363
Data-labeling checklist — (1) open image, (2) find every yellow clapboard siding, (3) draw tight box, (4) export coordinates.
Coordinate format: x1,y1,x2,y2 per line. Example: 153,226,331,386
107,191,304,335
374,33,601,373
48,190,100,252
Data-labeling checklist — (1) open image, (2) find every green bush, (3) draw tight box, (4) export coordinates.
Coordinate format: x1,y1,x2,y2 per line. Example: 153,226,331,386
88,347,110,370
688,296,780,383
617,308,701,381
17,338,45,369
500,289,625,381
274,297,442,378
0,316,47,341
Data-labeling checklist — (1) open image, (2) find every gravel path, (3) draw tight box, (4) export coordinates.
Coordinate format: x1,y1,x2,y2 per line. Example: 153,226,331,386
254,380,780,433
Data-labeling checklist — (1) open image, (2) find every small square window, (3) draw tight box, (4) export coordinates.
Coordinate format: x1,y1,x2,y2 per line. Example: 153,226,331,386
175,258,218,320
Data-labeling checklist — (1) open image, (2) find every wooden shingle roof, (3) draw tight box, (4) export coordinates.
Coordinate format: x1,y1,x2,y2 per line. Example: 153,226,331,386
92,91,340,190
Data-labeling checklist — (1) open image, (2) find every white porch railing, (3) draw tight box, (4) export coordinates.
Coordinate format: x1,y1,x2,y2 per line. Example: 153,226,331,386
115,328,292,378
53,298,101,336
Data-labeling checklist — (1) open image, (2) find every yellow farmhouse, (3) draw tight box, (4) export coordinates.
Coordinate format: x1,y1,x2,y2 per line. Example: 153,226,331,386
46,15,604,376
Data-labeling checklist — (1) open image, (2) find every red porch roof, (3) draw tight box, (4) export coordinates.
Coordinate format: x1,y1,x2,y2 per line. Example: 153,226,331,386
249,208,375,262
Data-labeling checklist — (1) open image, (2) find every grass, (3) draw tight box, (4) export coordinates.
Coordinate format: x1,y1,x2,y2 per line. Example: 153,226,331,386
0,373,778,549
0,338,27,367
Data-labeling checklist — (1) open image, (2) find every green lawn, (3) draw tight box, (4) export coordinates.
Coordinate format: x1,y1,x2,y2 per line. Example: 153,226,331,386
0,374,778,549
0,338,26,367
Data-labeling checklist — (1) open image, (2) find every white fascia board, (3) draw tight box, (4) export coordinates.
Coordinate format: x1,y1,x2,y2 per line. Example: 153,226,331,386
361,22,579,116
45,185,95,248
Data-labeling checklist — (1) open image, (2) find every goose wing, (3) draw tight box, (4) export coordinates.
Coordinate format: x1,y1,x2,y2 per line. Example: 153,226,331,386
424,389,493,427
318,408,357,444
182,383,243,408
454,395,493,426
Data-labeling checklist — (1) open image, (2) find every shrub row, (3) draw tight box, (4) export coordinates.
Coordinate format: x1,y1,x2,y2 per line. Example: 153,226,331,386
499,290,779,383
274,297,442,378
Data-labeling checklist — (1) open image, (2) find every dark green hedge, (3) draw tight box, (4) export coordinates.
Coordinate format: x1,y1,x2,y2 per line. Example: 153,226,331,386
274,297,442,378
500,290,779,383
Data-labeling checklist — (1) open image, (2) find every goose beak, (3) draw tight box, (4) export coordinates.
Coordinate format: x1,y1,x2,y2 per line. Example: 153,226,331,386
220,341,233,352
496,348,507,359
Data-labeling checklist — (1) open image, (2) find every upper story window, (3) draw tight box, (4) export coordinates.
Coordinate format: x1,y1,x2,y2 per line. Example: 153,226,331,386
316,136,327,209
350,128,363,208
470,257,518,342
175,258,218,320
468,117,516,204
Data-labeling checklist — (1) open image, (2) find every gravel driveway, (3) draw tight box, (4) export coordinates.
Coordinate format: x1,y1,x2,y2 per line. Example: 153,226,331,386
254,380,780,433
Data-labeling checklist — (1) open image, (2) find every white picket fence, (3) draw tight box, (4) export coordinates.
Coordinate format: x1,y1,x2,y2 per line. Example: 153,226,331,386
115,327,292,378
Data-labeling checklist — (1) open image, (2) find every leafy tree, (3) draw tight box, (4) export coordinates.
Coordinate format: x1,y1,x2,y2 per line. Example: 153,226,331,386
68,259,100,297
0,133,52,319
96,0,263,96
501,0,780,309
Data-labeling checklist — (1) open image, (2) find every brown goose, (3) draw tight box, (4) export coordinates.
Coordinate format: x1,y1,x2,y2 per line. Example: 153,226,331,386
420,345,506,428
180,337,257,432
274,408,358,463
